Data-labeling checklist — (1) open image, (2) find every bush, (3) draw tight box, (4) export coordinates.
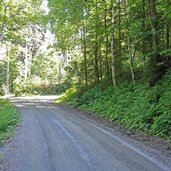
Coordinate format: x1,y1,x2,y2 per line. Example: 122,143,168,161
59,86,78,103
152,113,171,136
13,77,67,96
0,99,20,144
60,70,171,138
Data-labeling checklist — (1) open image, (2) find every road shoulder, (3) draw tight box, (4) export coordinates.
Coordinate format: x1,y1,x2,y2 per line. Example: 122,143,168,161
51,102,171,170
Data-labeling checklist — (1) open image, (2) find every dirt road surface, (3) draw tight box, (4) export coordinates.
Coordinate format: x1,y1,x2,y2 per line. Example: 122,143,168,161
0,97,170,171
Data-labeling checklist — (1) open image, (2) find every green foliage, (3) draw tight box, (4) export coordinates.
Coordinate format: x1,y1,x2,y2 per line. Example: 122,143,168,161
0,99,20,145
14,77,63,96
151,70,171,136
61,70,171,138
47,0,171,87
152,113,171,136
0,0,46,96
0,60,6,95
59,86,78,103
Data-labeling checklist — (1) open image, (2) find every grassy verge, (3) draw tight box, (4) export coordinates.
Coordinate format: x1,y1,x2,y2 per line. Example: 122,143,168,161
0,99,20,146
58,70,171,140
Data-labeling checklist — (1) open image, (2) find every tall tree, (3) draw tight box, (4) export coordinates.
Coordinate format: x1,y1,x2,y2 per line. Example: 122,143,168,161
110,0,117,86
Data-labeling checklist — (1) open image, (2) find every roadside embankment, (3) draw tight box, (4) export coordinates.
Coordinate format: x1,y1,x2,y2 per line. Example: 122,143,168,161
58,70,171,140
0,99,20,146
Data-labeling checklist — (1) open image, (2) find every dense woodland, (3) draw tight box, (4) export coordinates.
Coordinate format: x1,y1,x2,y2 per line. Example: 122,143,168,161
0,0,59,95
49,0,171,138
0,0,171,137
48,0,171,87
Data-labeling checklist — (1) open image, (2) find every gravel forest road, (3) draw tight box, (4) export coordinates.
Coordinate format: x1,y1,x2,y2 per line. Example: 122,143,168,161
0,97,170,171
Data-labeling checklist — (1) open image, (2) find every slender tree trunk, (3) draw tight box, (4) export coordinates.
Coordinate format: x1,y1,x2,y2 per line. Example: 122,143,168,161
117,0,122,80
94,31,100,83
110,0,117,86
5,42,10,95
82,17,88,86
94,0,100,83
141,0,146,69
148,0,161,85
104,3,110,78
118,1,121,60
98,40,103,80
149,0,159,53
167,0,171,64
123,0,135,85
25,42,28,80
166,24,170,49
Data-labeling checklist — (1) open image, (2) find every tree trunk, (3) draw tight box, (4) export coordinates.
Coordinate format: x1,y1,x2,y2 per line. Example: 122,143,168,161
149,0,159,53
166,24,170,49
148,0,161,85
141,0,146,69
98,40,103,80
123,0,135,86
110,0,117,86
94,0,100,83
82,16,88,86
104,3,110,78
94,31,100,83
116,0,123,80
5,42,10,95
24,42,28,80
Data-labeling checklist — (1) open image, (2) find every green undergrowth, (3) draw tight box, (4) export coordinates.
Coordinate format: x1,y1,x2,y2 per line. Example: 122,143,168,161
59,70,171,139
0,99,20,145
14,81,63,96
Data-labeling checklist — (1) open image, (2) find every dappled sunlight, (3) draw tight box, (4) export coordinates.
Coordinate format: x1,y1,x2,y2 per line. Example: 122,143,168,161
12,96,61,110
12,95,61,101
0,0,170,168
